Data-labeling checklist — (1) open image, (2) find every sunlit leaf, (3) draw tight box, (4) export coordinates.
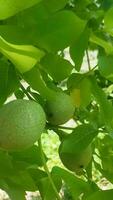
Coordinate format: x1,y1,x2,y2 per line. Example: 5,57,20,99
0,36,44,73
0,0,42,20
104,7,113,30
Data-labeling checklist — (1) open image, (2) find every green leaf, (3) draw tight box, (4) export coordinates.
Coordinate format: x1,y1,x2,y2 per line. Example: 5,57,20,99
0,59,19,105
90,33,113,55
11,9,85,53
0,25,32,44
86,189,113,200
52,166,89,200
101,161,113,183
96,135,113,183
98,54,113,82
8,171,37,191
60,124,97,154
43,0,68,13
0,36,45,73
10,145,47,166
104,7,113,31
28,168,47,186
14,89,25,99
70,26,90,71
39,173,62,200
41,53,73,81
6,2,50,28
6,63,20,96
88,109,103,129
102,0,113,10
12,161,31,171
27,90,46,107
0,0,42,20
32,10,86,52
4,180,26,200
67,73,84,89
0,59,9,104
73,0,92,11
23,66,53,99
0,150,14,177
89,76,113,135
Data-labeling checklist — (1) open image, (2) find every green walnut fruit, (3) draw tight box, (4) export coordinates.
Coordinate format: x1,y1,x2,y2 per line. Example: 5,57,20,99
0,99,46,151
45,92,75,125
59,144,92,174
24,67,75,125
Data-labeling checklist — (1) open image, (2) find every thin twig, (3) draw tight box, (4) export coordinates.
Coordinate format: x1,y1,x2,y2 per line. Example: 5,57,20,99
46,123,75,130
38,138,62,200
85,64,98,76
86,50,91,71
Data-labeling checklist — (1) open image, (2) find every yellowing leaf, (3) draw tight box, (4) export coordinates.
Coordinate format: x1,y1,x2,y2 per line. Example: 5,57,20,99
70,89,81,108
69,76,91,108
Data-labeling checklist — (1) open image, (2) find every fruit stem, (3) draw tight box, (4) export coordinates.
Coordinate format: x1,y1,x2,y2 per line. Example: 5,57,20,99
38,138,62,200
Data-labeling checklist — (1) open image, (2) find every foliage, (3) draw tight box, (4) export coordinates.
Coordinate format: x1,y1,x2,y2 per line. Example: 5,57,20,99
0,0,113,199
